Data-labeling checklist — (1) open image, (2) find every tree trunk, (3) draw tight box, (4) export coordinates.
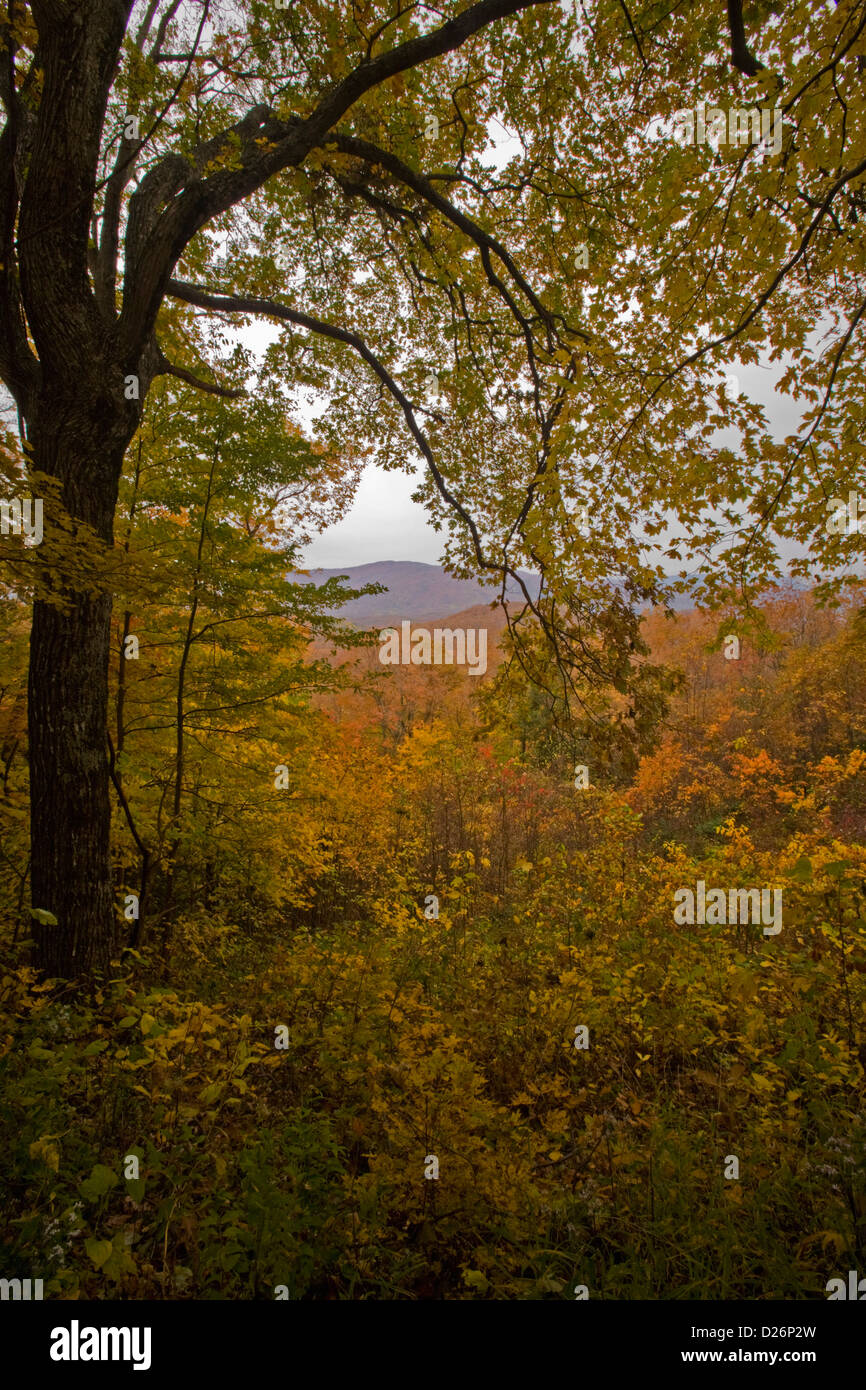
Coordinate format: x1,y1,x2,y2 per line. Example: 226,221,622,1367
28,397,134,978
29,589,116,976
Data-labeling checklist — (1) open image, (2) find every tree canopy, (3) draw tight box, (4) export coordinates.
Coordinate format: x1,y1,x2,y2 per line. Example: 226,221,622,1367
0,1,864,974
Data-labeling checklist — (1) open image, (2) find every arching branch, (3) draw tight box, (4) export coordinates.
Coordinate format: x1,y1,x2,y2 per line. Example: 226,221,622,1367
166,276,496,573
118,0,556,359
326,132,590,348
165,277,617,714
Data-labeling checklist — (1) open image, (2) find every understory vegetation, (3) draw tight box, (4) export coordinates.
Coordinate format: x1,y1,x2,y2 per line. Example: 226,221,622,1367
2,590,864,1299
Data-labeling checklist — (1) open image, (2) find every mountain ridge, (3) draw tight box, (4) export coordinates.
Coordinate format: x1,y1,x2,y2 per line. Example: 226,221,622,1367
290,559,706,625
290,560,541,625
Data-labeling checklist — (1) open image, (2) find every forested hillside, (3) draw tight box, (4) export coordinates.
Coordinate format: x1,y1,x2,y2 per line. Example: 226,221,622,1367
1,576,865,1298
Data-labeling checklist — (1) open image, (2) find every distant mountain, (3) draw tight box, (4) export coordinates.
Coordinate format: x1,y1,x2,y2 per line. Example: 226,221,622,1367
287,560,711,625
289,560,541,626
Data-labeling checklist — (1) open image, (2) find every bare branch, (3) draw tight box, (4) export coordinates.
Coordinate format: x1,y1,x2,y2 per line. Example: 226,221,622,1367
149,0,185,62
134,0,162,52
618,0,647,71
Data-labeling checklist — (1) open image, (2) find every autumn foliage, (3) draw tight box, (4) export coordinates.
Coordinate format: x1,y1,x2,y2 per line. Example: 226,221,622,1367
1,571,865,1298
0,0,865,1306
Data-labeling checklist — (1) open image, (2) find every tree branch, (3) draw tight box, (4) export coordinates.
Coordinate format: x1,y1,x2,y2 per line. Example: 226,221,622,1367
327,132,589,346
149,0,185,62
156,346,244,399
165,276,571,693
738,291,866,585
118,0,556,359
614,154,866,458
99,3,211,322
618,0,647,71
726,0,764,77
166,275,493,560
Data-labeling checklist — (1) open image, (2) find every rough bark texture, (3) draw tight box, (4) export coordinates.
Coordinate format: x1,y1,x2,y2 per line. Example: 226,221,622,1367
29,592,115,974
28,388,135,975
10,3,138,975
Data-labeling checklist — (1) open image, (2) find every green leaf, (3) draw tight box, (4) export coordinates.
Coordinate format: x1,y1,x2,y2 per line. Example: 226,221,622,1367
29,908,58,926
85,1236,113,1269
789,857,813,882
79,1164,119,1202
824,860,851,879
101,1231,137,1281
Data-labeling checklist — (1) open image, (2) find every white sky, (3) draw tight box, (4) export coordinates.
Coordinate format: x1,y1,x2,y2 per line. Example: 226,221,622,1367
303,463,436,567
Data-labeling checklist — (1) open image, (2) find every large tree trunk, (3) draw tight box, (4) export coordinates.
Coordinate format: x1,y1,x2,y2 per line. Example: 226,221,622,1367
29,590,116,976
9,0,141,978
27,398,134,978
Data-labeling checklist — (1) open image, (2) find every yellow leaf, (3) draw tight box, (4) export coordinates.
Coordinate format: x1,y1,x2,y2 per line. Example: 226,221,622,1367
820,1230,848,1255
29,1137,60,1172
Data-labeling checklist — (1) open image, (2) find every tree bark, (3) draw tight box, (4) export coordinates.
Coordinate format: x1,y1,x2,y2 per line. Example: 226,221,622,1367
29,589,116,976
28,392,135,977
